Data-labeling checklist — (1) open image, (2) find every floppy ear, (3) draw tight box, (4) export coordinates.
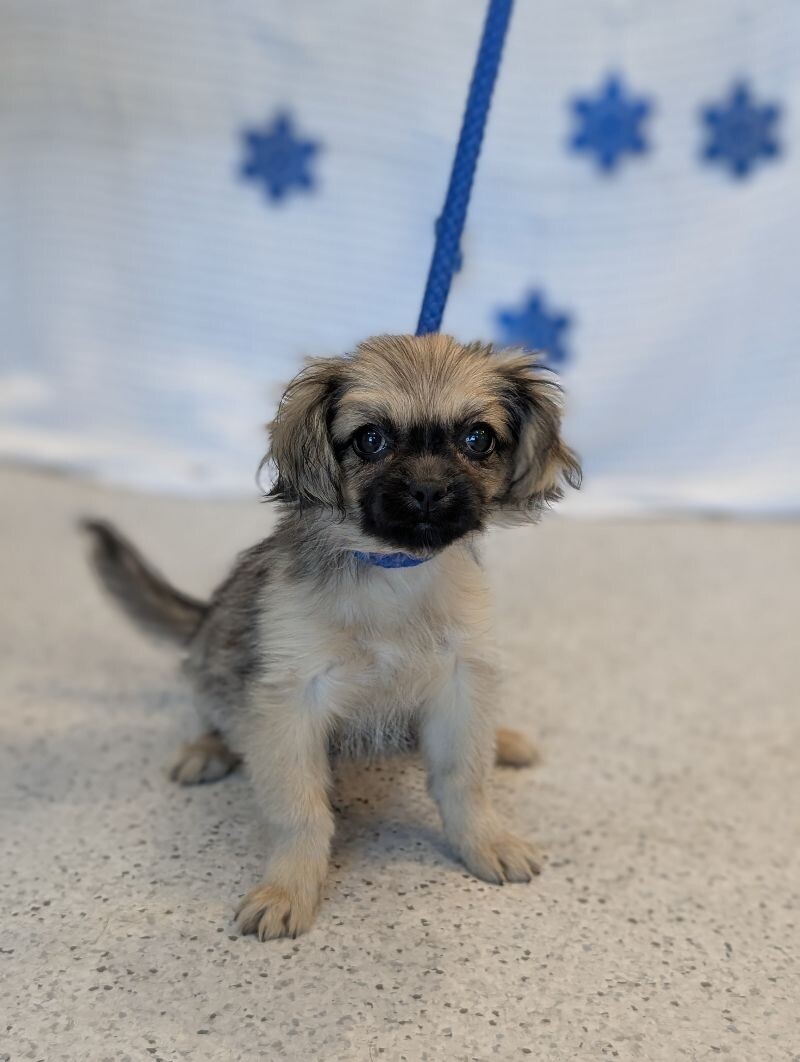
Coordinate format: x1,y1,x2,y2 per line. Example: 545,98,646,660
266,357,343,508
495,353,582,513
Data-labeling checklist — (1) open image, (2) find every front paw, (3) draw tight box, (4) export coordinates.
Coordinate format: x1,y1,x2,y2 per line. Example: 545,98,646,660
462,834,543,884
235,883,317,940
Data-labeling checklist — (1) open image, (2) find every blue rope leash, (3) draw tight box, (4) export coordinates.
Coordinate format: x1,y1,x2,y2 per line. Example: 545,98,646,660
416,0,514,336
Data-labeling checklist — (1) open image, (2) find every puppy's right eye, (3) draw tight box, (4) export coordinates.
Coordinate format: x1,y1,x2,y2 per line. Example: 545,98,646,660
353,424,389,459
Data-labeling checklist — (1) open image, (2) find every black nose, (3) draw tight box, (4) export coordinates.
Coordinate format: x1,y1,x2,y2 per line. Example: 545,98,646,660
408,480,448,513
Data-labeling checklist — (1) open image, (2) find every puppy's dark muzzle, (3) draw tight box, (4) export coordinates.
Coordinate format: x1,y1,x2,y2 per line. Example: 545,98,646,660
408,480,450,517
359,472,481,551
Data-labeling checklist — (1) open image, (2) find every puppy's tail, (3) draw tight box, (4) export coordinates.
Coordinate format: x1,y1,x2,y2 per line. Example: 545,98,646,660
82,519,208,647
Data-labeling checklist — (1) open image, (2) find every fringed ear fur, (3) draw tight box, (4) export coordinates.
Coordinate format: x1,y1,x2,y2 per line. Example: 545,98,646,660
496,354,582,512
265,358,343,508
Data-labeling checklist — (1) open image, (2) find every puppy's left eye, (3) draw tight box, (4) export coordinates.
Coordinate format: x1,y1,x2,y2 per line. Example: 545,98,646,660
461,423,496,457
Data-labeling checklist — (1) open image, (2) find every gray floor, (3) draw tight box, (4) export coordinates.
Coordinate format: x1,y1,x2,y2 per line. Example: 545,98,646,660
2,466,798,1062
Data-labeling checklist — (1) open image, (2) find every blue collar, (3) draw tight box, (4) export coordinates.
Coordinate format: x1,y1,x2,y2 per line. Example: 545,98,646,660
351,550,430,569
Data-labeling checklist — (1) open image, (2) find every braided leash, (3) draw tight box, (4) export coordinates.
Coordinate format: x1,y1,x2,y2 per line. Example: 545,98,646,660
416,0,514,336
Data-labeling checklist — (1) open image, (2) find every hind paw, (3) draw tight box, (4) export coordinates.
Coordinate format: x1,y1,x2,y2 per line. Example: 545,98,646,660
495,727,540,768
169,731,241,785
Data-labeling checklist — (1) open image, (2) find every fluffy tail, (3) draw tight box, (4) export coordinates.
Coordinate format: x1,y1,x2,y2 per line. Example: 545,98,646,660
82,519,208,646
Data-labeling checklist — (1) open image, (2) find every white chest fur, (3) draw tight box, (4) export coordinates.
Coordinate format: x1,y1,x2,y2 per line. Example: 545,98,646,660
258,548,492,750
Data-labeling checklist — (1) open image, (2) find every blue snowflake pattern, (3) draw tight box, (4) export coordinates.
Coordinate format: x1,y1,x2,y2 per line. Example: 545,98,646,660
495,291,572,368
240,112,321,202
701,82,781,180
570,74,651,173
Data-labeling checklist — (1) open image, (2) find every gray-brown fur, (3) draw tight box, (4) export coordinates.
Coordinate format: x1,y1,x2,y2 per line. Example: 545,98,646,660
84,334,581,940
185,539,273,705
83,519,207,646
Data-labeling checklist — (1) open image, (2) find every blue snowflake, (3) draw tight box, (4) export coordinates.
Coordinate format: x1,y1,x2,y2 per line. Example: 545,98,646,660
495,291,572,368
570,74,652,173
240,112,321,202
701,82,781,179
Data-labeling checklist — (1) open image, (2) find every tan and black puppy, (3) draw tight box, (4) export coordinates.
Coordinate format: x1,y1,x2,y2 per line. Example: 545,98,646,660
85,333,581,940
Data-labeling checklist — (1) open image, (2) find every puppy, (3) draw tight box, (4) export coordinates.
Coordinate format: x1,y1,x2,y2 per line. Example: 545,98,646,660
85,333,580,940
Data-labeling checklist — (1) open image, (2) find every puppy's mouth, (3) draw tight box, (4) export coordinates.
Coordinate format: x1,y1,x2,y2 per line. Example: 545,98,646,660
358,477,483,552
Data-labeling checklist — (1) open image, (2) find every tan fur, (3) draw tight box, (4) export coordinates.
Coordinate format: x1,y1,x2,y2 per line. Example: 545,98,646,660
86,334,579,941
266,335,580,521
227,338,573,937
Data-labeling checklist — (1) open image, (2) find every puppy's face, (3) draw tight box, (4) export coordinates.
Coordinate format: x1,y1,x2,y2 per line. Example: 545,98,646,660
268,335,581,553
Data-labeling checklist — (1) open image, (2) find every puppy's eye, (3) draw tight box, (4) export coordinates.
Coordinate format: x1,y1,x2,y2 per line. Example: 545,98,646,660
461,423,496,457
353,424,389,458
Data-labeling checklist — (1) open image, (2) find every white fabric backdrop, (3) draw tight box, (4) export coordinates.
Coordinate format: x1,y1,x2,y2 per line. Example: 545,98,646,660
2,0,799,512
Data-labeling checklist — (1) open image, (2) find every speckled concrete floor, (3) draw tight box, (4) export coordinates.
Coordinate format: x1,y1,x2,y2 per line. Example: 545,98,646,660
2,466,799,1062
